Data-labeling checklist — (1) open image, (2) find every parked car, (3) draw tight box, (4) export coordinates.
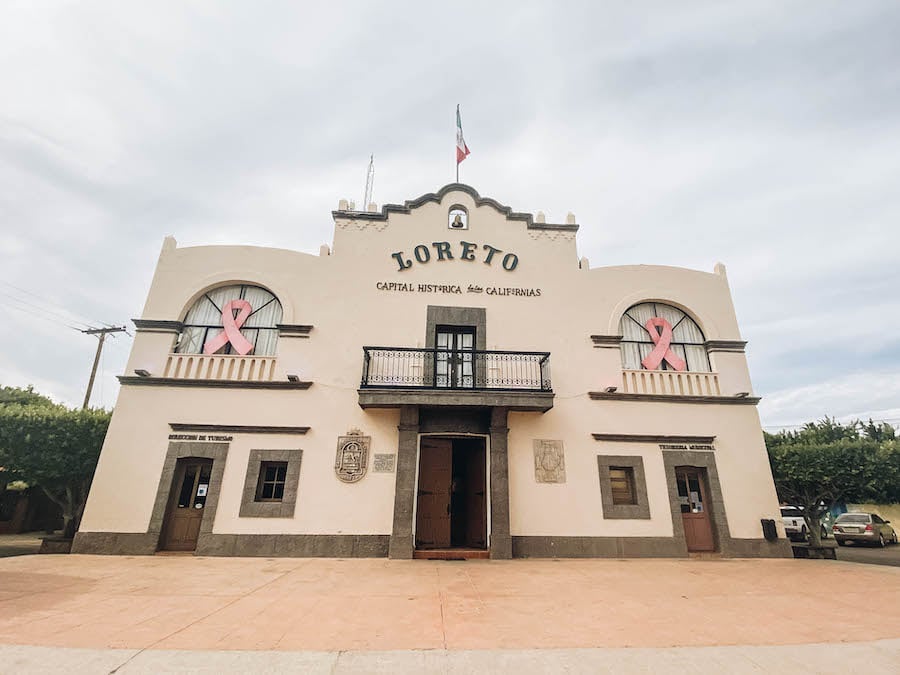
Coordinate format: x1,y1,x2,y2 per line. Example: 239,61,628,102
780,506,829,542
832,512,898,547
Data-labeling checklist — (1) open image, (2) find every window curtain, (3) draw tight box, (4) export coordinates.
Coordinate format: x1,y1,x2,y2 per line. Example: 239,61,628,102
618,303,710,372
176,285,282,356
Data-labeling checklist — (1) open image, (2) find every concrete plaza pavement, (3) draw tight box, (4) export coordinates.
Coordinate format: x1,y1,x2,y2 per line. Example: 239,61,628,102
0,532,43,558
0,554,898,672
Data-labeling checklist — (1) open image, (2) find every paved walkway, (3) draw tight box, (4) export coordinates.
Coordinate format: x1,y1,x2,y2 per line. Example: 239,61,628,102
0,532,43,558
3,640,899,673
0,555,898,672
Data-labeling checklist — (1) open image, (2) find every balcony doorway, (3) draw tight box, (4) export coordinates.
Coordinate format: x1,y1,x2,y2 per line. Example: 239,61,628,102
415,436,487,558
435,326,475,388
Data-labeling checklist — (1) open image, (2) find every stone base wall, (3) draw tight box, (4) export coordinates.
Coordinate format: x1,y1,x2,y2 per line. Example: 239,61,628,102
513,536,685,558
72,531,390,557
72,532,160,555
73,531,790,559
513,536,792,559
195,534,389,557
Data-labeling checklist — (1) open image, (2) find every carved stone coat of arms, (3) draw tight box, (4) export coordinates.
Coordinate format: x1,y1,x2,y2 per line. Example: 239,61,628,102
533,439,566,483
334,432,370,483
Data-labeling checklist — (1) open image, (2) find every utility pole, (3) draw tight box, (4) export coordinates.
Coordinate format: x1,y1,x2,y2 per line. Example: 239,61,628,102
82,326,126,409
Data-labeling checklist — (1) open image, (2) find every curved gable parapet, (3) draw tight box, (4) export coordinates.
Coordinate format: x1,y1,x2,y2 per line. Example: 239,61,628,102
584,265,737,339
588,263,724,279
332,183,579,232
140,242,325,324
172,242,320,259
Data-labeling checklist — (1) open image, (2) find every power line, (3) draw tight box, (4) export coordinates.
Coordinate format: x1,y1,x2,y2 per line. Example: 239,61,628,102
0,279,114,328
1,294,93,330
0,299,85,332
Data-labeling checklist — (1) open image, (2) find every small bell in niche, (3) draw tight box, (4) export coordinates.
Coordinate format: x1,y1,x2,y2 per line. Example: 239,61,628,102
448,207,468,230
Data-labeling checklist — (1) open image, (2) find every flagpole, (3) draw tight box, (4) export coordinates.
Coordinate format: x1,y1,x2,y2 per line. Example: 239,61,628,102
456,104,459,183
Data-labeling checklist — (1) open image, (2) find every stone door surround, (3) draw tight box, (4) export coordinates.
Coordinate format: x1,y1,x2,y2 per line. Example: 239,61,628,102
389,405,512,560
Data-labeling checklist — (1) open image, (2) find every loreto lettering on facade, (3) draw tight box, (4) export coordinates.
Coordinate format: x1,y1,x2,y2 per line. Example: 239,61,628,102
391,241,519,272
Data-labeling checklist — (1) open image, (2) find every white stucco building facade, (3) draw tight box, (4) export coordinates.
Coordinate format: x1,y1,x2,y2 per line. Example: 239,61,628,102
74,184,790,559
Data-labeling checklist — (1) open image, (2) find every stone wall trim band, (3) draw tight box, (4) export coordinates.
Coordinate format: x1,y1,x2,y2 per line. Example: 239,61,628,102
589,392,760,405
276,324,314,337
590,335,623,348
132,318,183,333
119,377,312,390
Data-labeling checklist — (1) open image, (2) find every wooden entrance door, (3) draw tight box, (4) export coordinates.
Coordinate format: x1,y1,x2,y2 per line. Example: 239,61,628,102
416,439,452,549
161,459,213,551
676,467,715,552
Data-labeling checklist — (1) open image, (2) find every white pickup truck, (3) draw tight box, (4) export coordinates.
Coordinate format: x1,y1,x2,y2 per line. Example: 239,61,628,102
781,506,829,542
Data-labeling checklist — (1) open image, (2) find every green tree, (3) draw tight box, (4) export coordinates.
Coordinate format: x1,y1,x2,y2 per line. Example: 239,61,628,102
0,385,59,408
0,388,110,538
867,442,900,503
766,418,897,547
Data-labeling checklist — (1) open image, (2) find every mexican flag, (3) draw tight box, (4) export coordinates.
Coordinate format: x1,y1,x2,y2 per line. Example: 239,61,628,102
456,105,470,164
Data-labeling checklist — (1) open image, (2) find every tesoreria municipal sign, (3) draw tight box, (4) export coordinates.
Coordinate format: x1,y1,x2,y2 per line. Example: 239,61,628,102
391,241,519,271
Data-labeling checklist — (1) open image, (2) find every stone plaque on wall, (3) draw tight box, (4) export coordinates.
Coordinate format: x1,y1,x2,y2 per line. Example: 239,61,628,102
335,431,370,483
373,454,396,473
533,439,566,483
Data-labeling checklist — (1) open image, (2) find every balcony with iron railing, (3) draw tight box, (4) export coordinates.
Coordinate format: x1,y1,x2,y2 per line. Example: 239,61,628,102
358,347,554,412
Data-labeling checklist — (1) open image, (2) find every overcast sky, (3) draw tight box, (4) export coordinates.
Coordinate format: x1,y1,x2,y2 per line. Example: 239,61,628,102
2,1,898,429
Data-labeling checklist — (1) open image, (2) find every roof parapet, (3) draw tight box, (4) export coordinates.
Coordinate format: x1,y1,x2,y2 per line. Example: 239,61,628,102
332,183,579,232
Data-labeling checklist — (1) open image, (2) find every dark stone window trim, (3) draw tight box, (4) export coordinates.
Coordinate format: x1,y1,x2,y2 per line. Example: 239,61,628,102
425,306,486,350
239,449,302,518
597,455,651,520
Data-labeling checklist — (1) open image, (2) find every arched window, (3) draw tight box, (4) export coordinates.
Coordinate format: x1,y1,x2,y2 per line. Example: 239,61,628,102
619,302,709,372
176,284,283,356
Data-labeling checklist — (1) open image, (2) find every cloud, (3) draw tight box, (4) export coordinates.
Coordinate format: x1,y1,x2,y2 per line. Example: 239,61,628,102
1,1,898,427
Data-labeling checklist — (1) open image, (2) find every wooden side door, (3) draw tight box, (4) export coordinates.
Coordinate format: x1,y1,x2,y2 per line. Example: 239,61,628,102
161,459,213,551
465,443,487,548
676,468,715,552
416,439,452,549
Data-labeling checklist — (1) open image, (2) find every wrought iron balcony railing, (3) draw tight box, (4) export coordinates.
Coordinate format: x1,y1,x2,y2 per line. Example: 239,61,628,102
361,347,552,392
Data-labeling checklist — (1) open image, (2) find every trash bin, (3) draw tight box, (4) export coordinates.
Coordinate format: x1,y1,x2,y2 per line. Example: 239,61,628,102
760,518,778,541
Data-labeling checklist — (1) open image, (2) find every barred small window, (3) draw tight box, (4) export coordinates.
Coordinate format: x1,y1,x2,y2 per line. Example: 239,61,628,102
256,461,288,502
609,466,637,505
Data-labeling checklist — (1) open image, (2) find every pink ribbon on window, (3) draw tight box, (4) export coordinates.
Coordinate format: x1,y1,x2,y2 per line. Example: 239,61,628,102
203,299,254,355
641,317,686,371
